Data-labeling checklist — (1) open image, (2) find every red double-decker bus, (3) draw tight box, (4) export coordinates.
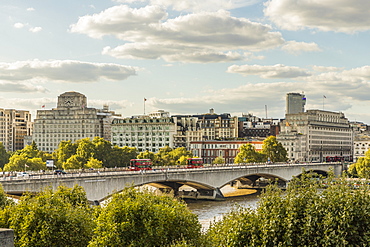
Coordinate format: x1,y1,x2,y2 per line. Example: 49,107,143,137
129,159,152,171
186,158,203,168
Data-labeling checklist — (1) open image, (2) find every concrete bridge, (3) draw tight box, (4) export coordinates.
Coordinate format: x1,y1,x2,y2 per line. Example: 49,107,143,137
0,162,343,202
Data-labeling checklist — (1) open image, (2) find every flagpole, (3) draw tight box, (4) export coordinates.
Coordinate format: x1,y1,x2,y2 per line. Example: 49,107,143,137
144,98,146,115
323,95,326,110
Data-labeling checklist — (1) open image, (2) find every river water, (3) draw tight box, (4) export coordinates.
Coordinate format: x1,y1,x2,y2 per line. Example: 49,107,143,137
185,189,261,230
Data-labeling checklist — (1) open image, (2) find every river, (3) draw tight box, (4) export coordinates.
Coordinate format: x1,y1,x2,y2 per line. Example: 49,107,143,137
185,187,261,230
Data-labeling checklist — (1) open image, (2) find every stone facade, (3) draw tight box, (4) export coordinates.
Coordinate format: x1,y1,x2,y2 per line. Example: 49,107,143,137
111,116,176,152
353,135,370,161
278,110,353,162
32,91,120,152
0,228,14,247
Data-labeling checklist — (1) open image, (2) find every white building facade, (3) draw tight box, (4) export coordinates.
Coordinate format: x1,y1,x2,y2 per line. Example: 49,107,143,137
278,110,353,162
111,116,176,152
353,135,370,161
32,91,119,152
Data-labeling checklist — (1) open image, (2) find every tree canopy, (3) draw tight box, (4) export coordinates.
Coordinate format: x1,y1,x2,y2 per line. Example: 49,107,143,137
348,149,370,178
235,137,288,164
0,185,95,247
88,187,202,247
206,173,370,246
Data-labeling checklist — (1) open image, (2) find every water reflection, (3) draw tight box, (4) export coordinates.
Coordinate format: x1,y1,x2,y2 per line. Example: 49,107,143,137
185,191,261,230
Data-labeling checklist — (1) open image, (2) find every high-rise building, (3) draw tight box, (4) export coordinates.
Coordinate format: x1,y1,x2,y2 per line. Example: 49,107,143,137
32,91,120,152
0,108,32,151
286,92,306,114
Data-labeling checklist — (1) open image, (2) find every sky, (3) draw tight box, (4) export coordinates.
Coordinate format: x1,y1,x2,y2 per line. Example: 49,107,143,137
1,0,370,123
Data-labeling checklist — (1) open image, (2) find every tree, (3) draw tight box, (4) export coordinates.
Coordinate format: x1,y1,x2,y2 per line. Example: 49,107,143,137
76,138,95,164
53,140,77,168
92,137,112,166
262,136,288,163
88,187,202,247
234,144,264,164
171,147,193,165
212,156,225,165
1,185,95,247
63,154,84,170
348,149,370,178
154,147,193,166
206,173,370,246
85,157,103,169
137,150,156,161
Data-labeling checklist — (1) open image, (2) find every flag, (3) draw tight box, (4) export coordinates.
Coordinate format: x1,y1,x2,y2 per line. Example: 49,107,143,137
42,105,45,108
323,95,326,98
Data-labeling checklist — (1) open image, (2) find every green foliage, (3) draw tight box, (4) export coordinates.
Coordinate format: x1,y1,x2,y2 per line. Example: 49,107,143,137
54,138,138,169
0,184,13,210
54,140,78,168
206,173,370,246
85,157,103,169
348,149,370,178
2,185,95,247
212,156,225,164
3,142,49,171
89,187,202,247
262,136,288,163
63,154,84,170
137,150,156,161
3,154,46,171
153,146,193,166
234,144,265,163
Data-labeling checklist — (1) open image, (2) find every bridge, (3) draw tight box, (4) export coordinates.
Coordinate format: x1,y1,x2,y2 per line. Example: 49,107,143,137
0,162,343,202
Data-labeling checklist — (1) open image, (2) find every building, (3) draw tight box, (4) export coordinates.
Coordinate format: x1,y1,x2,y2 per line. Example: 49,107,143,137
111,115,176,152
278,110,353,162
172,110,238,149
0,108,32,151
286,92,306,114
190,139,263,164
353,135,370,161
238,113,280,138
32,91,120,152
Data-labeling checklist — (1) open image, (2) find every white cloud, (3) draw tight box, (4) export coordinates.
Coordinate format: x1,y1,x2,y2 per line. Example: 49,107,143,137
26,8,35,11
29,27,42,33
264,0,370,33
0,60,139,82
14,23,25,29
74,6,284,63
227,64,311,78
0,81,48,93
281,41,321,54
70,5,168,39
312,66,343,72
113,0,260,12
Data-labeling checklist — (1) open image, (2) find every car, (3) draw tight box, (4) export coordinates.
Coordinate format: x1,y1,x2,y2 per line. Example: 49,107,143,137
54,170,67,175
17,172,30,178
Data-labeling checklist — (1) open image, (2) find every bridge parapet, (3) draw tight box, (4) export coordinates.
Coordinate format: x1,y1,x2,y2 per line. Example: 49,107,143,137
0,162,343,201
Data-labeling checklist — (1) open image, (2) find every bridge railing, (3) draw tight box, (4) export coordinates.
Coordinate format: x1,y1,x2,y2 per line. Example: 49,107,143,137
0,162,342,182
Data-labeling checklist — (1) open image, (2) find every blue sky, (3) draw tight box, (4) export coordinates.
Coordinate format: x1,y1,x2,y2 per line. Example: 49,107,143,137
1,0,370,123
